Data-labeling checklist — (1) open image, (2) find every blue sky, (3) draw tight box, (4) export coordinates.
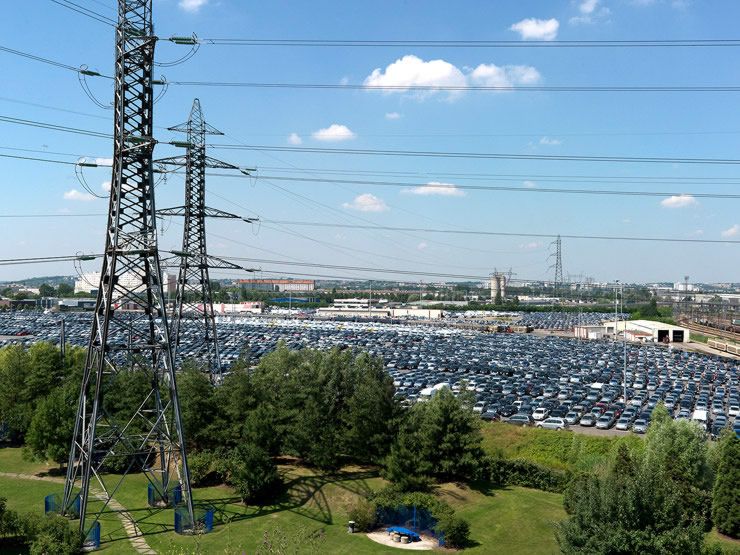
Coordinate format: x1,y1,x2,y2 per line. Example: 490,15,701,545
1,0,739,284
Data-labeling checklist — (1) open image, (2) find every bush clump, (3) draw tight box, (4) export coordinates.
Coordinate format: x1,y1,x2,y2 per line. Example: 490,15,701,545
436,515,471,549
227,444,283,505
347,498,378,532
482,456,571,493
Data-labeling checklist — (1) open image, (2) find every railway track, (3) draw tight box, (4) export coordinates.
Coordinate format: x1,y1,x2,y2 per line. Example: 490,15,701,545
682,321,740,343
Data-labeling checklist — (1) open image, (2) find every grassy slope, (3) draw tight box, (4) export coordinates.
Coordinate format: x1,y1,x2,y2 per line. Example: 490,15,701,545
481,421,644,472
2,441,737,554
438,483,564,555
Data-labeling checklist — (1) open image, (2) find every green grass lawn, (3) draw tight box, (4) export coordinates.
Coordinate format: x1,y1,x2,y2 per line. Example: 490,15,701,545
2,445,737,554
481,421,644,472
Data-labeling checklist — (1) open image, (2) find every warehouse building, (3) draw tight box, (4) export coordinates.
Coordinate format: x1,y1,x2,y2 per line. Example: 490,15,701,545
239,279,315,292
607,320,690,343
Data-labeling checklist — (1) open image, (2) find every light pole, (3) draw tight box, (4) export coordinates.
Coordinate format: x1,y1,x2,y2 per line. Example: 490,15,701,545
621,281,627,405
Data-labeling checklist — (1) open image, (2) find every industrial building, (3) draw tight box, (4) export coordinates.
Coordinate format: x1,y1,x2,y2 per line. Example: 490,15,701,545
316,298,442,319
575,319,691,343
238,278,315,292
75,271,176,297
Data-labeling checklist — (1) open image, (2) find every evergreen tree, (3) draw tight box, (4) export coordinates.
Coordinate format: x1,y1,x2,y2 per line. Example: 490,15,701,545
712,433,739,538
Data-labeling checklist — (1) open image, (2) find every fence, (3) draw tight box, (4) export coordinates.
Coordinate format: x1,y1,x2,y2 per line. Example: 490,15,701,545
174,506,214,535
376,505,442,544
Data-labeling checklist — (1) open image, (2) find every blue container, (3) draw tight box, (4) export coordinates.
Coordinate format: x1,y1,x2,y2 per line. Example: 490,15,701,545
84,521,101,549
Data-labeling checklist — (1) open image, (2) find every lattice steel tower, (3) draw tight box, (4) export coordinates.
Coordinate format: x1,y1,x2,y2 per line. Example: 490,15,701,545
63,0,195,537
549,235,564,295
158,99,255,380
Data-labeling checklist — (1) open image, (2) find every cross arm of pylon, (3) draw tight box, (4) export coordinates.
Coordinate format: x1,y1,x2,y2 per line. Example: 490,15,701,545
206,255,259,272
157,206,186,217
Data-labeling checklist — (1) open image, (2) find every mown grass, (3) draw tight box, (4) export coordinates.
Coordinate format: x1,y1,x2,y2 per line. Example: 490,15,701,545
481,422,644,472
2,445,737,554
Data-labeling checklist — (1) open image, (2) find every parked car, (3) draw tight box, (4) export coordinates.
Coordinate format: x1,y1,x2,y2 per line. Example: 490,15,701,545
532,407,549,421
506,413,534,427
579,414,597,427
537,417,569,431
632,418,649,434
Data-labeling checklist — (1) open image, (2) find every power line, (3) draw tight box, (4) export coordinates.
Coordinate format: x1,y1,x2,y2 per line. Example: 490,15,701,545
210,144,740,166
3,149,739,200
254,174,740,200
3,212,738,245
193,37,740,48
260,220,740,245
166,80,740,93
0,153,78,165
0,115,110,139
0,45,81,72
4,44,740,94
48,0,116,26
6,142,740,186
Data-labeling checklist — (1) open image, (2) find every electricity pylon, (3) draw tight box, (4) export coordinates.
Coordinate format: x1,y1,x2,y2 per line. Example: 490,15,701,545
549,235,564,296
157,99,256,381
63,0,195,538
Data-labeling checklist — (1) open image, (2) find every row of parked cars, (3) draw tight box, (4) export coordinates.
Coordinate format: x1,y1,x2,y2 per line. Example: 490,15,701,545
0,312,737,438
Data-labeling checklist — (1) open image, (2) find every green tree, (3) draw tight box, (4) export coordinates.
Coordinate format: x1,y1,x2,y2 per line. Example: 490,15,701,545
23,342,64,403
0,497,20,537
341,353,397,464
228,444,282,505
24,385,76,467
38,284,55,297
56,283,74,297
384,388,483,488
557,411,711,554
712,433,739,538
0,345,32,442
177,364,220,451
383,414,432,491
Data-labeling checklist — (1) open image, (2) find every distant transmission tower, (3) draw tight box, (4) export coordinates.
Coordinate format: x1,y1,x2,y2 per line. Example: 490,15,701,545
549,235,564,296
63,0,195,539
157,99,256,380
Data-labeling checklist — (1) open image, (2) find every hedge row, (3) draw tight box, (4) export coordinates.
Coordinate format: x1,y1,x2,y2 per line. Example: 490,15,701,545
481,456,572,493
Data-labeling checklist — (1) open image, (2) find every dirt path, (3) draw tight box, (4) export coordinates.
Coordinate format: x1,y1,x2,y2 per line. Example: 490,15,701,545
0,472,156,554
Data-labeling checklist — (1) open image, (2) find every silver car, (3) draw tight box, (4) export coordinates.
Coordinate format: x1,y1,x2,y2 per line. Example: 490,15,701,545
537,417,568,431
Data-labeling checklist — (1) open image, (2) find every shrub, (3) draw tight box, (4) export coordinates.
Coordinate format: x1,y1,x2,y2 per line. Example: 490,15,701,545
21,514,82,555
436,515,471,549
188,451,222,487
347,498,377,532
227,444,283,505
712,435,740,538
482,456,571,493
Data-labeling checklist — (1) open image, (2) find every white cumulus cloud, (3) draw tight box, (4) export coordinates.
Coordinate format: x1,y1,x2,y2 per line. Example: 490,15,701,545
510,18,559,40
520,241,542,250
312,124,356,142
342,193,388,212
402,181,465,197
287,132,302,145
179,0,208,12
385,112,402,120
417,241,428,251
101,181,111,192
64,189,96,202
721,224,739,238
580,0,600,14
570,0,611,24
660,194,698,208
364,55,542,100
523,180,537,188
468,63,541,88
364,55,467,99
539,136,562,145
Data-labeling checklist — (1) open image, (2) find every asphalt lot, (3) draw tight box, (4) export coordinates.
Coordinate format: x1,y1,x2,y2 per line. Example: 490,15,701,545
0,311,737,438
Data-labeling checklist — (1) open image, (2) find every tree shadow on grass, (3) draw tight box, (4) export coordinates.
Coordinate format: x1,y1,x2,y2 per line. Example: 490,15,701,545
122,467,380,538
